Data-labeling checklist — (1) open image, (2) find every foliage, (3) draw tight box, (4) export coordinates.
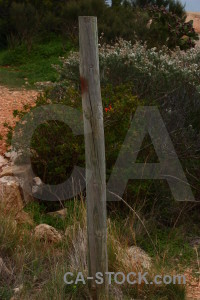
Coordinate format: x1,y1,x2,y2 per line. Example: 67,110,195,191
8,39,200,222
7,42,200,233
11,83,141,187
0,38,73,87
0,0,198,51
56,39,200,97
147,5,199,50
57,40,200,197
8,2,39,50
0,200,192,299
132,0,185,18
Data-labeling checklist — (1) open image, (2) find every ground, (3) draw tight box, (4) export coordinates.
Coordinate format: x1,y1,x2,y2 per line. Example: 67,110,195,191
0,85,37,154
0,84,200,299
0,15,200,297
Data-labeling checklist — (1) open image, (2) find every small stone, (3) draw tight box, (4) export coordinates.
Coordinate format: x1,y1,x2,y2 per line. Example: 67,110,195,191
116,244,152,272
0,165,35,205
34,224,62,243
33,177,43,186
13,284,23,294
32,177,43,195
0,176,24,215
0,155,8,168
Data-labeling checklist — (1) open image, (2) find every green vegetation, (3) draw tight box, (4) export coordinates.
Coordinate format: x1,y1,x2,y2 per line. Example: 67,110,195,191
0,38,73,88
1,0,186,48
6,37,200,297
0,0,198,89
0,1,200,299
0,200,191,299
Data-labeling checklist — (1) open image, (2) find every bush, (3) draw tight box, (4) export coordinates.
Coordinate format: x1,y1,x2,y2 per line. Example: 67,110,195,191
146,5,199,50
133,0,186,18
11,83,141,188
8,39,200,225
56,39,200,97
9,2,39,50
0,0,198,50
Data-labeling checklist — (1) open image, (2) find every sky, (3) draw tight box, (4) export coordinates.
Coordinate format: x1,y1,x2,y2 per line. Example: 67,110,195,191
107,1,200,12
180,0,200,12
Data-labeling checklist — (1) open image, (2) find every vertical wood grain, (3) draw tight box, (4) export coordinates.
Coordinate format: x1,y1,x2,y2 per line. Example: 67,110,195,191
79,16,108,299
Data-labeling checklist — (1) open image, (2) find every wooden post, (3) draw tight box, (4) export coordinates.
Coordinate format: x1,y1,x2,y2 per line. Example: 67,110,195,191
79,16,108,299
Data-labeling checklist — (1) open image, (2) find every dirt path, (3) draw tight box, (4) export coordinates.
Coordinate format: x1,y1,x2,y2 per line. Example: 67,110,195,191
0,86,38,154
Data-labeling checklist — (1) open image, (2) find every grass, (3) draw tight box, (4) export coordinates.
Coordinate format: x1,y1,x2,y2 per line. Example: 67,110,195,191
0,38,73,89
0,198,193,299
123,283,186,300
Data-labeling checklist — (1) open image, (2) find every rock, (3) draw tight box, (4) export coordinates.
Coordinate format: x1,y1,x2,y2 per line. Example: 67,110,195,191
119,245,152,272
35,81,53,88
4,150,18,163
0,176,33,225
0,165,35,205
13,284,23,294
0,164,31,178
33,177,43,186
32,177,43,195
0,176,24,215
34,224,62,243
0,155,8,168
4,151,12,159
48,208,67,220
15,211,34,226
0,166,15,177
0,257,12,278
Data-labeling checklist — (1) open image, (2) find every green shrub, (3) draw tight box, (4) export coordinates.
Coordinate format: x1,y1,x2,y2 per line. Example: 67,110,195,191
8,40,200,223
9,2,39,50
146,5,199,50
0,0,198,50
133,0,186,18
11,83,141,187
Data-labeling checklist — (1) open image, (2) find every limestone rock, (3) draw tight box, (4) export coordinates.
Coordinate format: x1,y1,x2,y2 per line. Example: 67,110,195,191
34,224,62,243
32,177,43,195
0,166,15,177
0,155,8,168
119,245,152,272
13,284,23,294
0,165,35,205
4,150,18,164
0,176,24,215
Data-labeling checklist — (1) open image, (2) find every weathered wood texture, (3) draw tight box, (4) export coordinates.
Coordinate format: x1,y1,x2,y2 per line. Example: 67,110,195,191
79,16,108,299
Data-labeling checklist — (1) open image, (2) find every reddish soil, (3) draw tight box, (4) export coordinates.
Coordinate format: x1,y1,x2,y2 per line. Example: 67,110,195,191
0,86,38,154
187,12,200,34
